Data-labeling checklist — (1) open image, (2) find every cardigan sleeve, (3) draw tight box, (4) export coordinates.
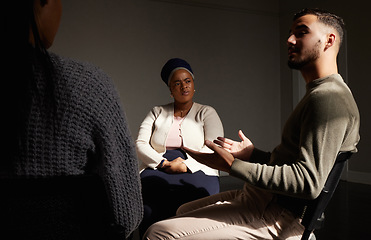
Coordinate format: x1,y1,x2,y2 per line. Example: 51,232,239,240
136,107,164,169
183,105,224,174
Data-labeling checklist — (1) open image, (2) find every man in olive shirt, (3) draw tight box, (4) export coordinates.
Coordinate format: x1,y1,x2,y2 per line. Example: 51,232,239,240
144,8,360,240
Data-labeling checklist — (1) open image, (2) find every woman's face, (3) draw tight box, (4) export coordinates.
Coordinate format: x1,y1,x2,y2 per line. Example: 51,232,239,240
169,69,195,104
33,0,62,49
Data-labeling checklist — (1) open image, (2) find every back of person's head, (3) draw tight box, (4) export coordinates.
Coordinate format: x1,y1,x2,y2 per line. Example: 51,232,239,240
293,8,345,48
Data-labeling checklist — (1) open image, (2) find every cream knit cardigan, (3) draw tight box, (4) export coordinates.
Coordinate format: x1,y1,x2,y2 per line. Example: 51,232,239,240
136,102,224,176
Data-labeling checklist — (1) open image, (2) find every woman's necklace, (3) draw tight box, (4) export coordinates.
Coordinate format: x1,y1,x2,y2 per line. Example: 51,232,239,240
175,104,192,118
174,108,191,118
180,110,185,118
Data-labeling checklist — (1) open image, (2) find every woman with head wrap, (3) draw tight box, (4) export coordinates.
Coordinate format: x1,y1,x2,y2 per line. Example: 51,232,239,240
136,58,224,237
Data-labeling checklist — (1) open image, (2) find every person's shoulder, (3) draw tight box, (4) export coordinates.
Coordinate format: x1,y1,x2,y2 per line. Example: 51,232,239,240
49,53,97,71
312,75,352,102
151,103,172,113
50,52,115,92
306,74,357,117
50,53,111,83
311,74,348,95
193,102,217,113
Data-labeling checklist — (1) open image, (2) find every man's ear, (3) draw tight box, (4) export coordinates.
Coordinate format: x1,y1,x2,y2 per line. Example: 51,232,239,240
324,33,336,51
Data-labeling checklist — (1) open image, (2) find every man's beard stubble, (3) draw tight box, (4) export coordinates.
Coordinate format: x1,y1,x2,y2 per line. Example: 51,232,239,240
288,41,321,70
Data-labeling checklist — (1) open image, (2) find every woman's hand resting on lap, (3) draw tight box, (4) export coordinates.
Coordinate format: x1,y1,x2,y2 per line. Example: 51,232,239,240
158,157,188,173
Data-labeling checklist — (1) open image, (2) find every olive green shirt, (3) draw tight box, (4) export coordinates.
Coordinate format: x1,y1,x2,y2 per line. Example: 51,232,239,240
230,74,360,200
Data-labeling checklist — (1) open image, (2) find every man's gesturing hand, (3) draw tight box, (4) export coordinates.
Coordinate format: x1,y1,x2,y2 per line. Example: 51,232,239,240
183,140,235,173
213,130,254,161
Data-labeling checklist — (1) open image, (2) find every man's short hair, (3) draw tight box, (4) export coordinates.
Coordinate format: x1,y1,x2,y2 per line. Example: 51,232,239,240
294,8,345,47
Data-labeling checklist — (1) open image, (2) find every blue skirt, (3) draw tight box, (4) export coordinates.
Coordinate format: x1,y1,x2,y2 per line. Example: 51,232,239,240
139,149,219,236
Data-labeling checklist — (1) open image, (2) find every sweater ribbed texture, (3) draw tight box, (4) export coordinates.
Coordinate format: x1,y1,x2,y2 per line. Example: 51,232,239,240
5,53,143,237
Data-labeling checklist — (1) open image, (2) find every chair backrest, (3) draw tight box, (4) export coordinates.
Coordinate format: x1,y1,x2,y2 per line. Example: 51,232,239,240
0,175,120,240
300,151,352,240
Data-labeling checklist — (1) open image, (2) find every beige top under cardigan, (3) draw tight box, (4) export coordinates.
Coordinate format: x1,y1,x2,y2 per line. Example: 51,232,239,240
230,74,360,200
136,102,224,176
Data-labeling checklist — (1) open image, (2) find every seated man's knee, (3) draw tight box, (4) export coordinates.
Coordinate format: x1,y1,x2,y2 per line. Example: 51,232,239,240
142,220,171,240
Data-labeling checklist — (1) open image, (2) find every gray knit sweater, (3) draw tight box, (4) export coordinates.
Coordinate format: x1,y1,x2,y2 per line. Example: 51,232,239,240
230,74,360,200
8,52,143,236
